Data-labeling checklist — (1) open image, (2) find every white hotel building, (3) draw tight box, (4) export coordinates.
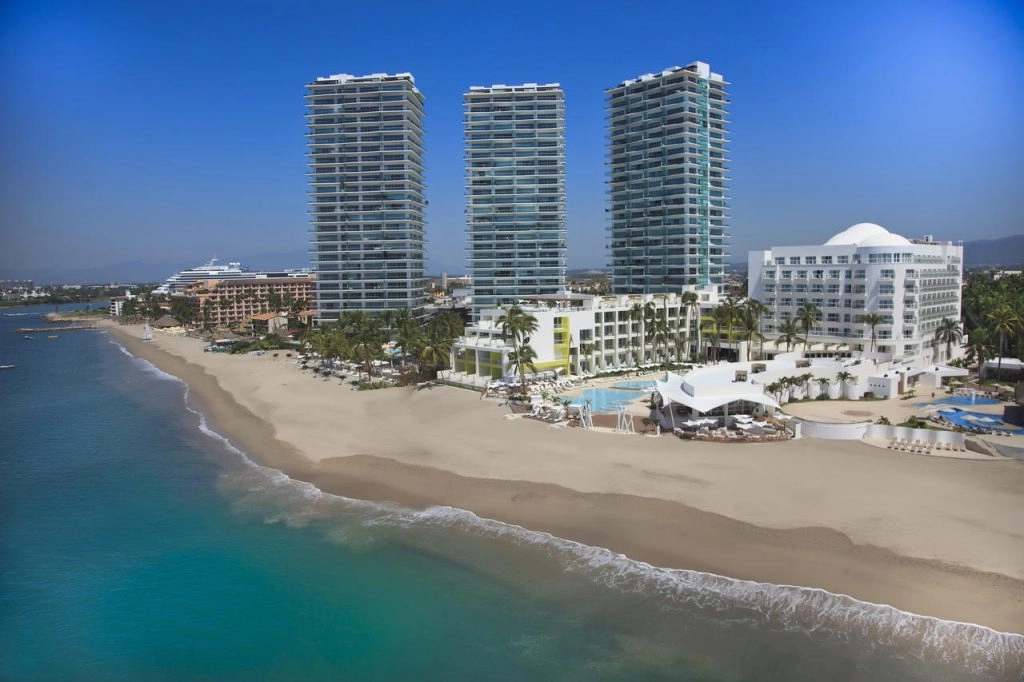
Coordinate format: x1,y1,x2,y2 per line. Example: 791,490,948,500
747,223,964,366
447,288,721,385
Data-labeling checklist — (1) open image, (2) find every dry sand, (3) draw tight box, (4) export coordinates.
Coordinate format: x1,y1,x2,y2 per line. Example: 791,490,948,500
104,322,1024,633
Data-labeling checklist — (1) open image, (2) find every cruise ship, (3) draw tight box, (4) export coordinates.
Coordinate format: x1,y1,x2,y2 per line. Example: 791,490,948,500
153,259,309,294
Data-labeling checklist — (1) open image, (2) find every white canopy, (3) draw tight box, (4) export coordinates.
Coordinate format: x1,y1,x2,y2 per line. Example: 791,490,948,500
654,379,780,415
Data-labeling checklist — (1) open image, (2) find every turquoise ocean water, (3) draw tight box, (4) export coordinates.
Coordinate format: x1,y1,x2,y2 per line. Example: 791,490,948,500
2,305,1022,681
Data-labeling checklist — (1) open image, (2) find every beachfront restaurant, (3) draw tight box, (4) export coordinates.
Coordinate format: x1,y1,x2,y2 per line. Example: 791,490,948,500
651,370,782,428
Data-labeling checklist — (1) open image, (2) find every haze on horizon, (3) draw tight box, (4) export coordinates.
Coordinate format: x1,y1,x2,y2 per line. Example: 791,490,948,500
1,0,1022,281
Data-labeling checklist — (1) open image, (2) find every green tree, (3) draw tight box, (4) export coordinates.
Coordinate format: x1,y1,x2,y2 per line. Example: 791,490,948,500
932,318,962,363
680,291,700,361
795,301,821,347
860,312,885,353
745,298,768,360
774,317,805,352
985,305,1022,380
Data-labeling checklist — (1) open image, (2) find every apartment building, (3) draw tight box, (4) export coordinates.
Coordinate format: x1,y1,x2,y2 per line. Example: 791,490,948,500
306,72,426,321
465,83,566,318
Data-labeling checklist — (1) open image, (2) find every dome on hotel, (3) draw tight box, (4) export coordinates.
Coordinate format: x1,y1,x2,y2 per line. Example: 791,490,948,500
823,222,911,247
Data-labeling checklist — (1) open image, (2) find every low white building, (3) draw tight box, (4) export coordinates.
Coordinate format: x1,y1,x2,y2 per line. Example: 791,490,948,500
748,223,964,366
448,288,722,385
109,290,137,316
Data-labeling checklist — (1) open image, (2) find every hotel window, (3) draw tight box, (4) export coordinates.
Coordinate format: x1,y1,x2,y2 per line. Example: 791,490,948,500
775,257,785,265
828,270,841,279
826,284,840,293
795,284,807,293
789,257,800,265
880,269,896,280
780,298,792,306
854,270,866,279
812,270,824,279
837,255,849,264
781,270,792,279
796,270,807,279
827,313,839,322
827,298,840,307
822,256,833,264
828,327,840,335
805,256,817,264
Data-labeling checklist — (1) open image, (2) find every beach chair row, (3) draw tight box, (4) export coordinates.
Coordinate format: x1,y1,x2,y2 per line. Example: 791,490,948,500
887,438,964,453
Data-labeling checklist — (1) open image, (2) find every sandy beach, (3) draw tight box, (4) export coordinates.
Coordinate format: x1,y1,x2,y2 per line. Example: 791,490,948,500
104,322,1024,633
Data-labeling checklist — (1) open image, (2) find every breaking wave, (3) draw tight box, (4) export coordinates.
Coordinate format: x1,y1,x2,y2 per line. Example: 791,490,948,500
109,336,1024,678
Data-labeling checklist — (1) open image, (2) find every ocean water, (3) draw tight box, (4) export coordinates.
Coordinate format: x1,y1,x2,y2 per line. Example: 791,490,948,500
2,305,1022,681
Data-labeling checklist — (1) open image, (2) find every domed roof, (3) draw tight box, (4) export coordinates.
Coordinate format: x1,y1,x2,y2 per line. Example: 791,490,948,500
858,232,912,247
823,223,908,247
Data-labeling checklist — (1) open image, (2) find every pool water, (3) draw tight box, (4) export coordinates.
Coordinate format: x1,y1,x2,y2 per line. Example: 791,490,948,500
917,395,1000,407
565,386,648,414
938,407,1023,434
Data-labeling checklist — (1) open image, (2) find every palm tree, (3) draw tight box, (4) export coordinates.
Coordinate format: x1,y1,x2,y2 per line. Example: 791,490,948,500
628,302,645,368
720,296,742,360
642,301,658,364
394,311,421,370
652,310,671,367
774,317,805,352
745,298,768,360
417,329,452,378
506,343,538,397
860,312,884,353
795,302,821,350
816,376,831,398
932,318,962,363
680,291,700,361
964,327,995,375
986,305,1022,381
737,307,763,361
498,305,538,347
836,370,855,399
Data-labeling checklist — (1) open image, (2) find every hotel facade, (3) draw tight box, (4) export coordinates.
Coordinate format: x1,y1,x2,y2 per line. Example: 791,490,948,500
447,289,721,385
465,83,566,319
747,223,964,365
179,275,314,330
607,61,729,294
306,72,426,321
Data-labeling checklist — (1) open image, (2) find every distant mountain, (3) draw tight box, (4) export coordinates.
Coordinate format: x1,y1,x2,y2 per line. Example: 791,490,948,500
963,235,1024,268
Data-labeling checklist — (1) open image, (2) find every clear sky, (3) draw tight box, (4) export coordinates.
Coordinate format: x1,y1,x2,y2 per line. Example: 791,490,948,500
2,0,1022,279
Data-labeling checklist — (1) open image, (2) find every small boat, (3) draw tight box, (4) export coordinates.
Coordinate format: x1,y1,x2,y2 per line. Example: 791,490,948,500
0,365,14,370
24,335,34,340
47,335,58,339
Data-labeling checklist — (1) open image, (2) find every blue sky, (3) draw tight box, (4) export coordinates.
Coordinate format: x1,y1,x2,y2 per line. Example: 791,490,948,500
2,0,1022,279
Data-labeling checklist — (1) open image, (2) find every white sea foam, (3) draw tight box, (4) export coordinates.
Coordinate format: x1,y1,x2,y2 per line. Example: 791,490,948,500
110,336,1024,677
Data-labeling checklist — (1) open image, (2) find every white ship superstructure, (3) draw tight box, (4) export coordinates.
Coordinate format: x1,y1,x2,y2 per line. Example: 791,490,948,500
154,259,308,294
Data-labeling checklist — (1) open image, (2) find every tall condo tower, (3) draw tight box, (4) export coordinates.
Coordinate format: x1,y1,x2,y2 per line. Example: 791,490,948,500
465,83,566,318
607,62,729,294
306,72,426,321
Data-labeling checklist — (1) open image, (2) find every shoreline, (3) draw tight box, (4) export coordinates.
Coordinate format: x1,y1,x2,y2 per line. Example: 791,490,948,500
104,323,1024,634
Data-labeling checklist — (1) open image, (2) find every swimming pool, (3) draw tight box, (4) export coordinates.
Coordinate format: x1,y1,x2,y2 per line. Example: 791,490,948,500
564,386,649,414
916,394,1000,407
938,407,1023,434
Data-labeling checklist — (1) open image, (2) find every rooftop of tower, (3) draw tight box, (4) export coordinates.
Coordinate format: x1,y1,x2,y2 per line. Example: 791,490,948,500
610,61,726,89
310,72,420,94
467,83,562,92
